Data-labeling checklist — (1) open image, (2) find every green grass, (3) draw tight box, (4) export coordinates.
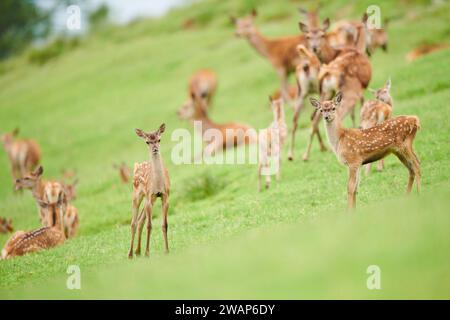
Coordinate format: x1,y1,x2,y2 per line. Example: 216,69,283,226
0,0,449,299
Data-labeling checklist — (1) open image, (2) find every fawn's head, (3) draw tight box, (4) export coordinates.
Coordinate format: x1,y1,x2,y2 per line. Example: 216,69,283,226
15,166,43,190
299,18,330,54
310,92,343,123
369,78,392,105
0,128,19,147
0,217,13,233
231,9,258,38
135,124,166,155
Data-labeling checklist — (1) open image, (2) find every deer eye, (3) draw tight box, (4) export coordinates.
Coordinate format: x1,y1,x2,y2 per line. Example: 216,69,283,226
332,107,336,111
146,141,150,145
158,139,161,143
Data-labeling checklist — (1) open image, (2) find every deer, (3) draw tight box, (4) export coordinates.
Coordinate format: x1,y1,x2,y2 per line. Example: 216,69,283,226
1,226,65,260
299,16,372,161
61,179,79,239
0,217,13,234
360,78,393,175
310,92,421,209
128,124,170,258
231,9,315,104
178,92,256,161
113,162,131,183
0,128,41,189
258,97,288,191
180,69,217,112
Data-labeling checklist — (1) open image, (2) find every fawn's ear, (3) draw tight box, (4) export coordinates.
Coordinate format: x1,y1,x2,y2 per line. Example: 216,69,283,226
299,22,309,33
158,123,166,135
361,12,368,24
334,92,343,104
135,128,146,138
12,127,19,137
251,8,257,17
322,18,330,31
386,77,391,91
230,16,237,24
34,165,44,177
298,7,308,14
309,97,321,110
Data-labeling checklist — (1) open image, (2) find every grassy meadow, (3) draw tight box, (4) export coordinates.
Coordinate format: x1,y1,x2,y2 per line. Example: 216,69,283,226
0,0,449,299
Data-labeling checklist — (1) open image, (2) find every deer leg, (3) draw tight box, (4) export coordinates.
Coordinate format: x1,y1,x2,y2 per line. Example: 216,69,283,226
276,68,291,106
144,197,154,257
395,152,415,194
365,163,372,176
347,166,360,209
376,160,384,171
288,87,306,161
257,164,262,192
128,192,143,259
412,151,421,193
265,167,271,190
161,194,170,254
302,111,321,161
316,126,327,152
135,207,146,256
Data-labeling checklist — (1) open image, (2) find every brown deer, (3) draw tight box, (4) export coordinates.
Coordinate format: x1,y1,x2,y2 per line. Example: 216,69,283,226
1,226,65,260
310,92,421,209
231,9,311,103
360,78,393,175
62,179,79,238
258,97,287,191
181,69,217,112
113,162,131,183
128,124,170,258
0,128,41,188
0,217,13,234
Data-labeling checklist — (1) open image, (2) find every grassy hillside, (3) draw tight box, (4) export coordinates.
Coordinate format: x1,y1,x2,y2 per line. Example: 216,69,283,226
0,0,449,298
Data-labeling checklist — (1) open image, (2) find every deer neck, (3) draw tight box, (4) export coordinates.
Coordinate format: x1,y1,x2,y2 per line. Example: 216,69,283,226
324,118,343,153
193,107,219,133
247,30,270,58
32,179,46,201
149,152,166,194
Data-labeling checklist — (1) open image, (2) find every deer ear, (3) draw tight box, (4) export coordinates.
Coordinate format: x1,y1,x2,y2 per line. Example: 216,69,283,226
322,18,330,31
37,200,48,208
334,92,343,104
34,166,44,177
230,16,237,24
362,13,368,24
251,8,257,17
158,123,166,135
386,78,391,91
309,97,321,110
135,128,146,138
298,7,308,14
12,127,19,137
299,22,309,33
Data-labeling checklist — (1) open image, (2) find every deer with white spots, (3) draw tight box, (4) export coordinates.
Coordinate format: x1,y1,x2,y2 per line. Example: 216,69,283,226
360,78,393,175
310,92,421,209
128,124,170,258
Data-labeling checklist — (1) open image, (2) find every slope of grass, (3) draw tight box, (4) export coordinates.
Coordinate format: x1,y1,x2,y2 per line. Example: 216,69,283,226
0,0,449,298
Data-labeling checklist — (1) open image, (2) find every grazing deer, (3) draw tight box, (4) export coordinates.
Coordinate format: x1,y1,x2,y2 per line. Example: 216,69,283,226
258,97,287,191
128,124,170,258
360,78,393,175
178,93,256,161
0,217,13,234
231,9,311,103
1,226,65,260
181,69,217,112
113,162,131,183
310,92,421,209
0,128,41,188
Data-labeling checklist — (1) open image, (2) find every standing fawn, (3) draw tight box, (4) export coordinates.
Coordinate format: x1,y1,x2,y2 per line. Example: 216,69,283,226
181,69,217,112
258,97,287,191
62,179,79,239
310,92,421,209
0,217,13,234
0,128,41,188
1,226,65,260
360,78,393,175
128,124,170,258
113,162,131,183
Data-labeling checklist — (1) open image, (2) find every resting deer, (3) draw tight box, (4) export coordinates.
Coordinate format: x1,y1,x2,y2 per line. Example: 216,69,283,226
300,16,371,160
181,69,217,112
360,78,393,175
0,217,13,234
113,162,131,183
258,97,287,191
0,128,41,188
310,92,421,209
128,124,170,258
1,226,65,260
231,9,314,103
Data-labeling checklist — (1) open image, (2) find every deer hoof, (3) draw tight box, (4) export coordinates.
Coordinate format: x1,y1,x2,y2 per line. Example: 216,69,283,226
128,252,134,259
288,156,293,161
135,249,141,256
302,155,309,161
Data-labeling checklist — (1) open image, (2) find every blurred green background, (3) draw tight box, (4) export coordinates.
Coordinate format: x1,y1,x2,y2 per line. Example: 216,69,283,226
0,0,449,299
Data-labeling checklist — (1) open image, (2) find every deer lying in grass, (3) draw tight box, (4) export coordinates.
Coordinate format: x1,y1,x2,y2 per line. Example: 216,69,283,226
360,78,393,175
231,9,315,103
128,124,170,258
178,93,256,161
113,162,131,183
0,128,41,188
258,97,287,191
0,217,13,234
310,92,421,209
180,69,217,112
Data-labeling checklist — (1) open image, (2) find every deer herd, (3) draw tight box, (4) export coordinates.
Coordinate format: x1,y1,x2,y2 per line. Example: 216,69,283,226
1,6,422,260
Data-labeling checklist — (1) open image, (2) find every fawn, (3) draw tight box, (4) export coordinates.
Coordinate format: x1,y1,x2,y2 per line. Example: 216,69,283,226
181,69,217,112
113,162,131,183
0,128,41,188
128,124,170,258
62,179,79,238
360,78,393,175
0,217,13,234
258,97,287,191
1,226,65,260
310,92,421,209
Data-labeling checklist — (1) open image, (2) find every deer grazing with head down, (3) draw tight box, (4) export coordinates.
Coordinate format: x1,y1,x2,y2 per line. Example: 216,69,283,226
310,92,421,209
258,96,287,191
360,78,393,175
181,69,217,112
0,217,13,234
0,128,41,188
128,124,170,258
